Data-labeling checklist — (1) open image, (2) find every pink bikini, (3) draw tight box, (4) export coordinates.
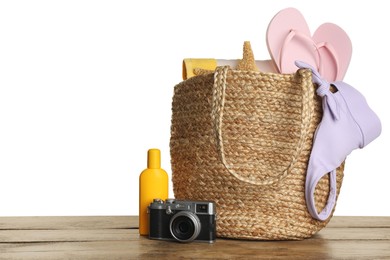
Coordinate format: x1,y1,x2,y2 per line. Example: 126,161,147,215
296,61,382,221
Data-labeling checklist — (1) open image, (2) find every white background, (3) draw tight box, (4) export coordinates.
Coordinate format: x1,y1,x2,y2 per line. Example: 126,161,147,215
0,1,388,216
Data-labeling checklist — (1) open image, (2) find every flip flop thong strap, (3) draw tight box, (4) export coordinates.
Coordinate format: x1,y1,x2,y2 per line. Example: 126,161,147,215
316,41,340,81
280,30,341,80
280,29,322,72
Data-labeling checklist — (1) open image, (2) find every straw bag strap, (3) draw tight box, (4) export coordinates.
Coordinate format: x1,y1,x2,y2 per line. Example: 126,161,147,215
212,66,315,185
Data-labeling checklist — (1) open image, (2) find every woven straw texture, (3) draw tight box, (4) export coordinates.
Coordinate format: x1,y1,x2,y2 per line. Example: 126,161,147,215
170,66,344,240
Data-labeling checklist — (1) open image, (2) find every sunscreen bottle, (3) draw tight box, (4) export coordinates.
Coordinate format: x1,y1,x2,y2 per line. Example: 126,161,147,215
139,148,168,235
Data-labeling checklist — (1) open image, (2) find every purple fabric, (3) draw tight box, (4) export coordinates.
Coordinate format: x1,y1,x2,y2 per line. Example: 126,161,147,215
295,61,382,221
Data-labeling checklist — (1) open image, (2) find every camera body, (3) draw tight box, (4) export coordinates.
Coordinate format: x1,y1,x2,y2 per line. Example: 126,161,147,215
148,198,216,243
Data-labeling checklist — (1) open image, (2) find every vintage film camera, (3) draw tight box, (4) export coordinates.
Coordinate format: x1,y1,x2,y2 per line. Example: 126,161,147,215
148,198,216,243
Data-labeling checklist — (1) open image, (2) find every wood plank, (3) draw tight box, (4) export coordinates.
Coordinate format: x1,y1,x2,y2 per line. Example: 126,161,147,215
0,239,389,259
1,227,389,243
315,227,390,240
0,216,138,230
327,216,390,228
0,229,139,243
2,216,389,230
1,216,389,259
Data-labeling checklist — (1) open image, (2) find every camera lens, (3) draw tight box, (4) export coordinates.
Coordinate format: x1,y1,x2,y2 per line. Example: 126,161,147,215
169,211,201,242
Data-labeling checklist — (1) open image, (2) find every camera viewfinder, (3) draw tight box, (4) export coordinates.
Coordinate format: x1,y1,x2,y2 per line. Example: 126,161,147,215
196,204,208,213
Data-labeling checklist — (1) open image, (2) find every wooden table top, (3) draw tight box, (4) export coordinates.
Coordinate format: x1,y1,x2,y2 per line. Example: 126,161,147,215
0,216,389,259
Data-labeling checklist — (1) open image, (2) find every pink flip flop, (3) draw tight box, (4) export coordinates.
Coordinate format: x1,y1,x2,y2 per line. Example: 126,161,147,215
313,23,352,81
266,8,317,74
267,8,352,82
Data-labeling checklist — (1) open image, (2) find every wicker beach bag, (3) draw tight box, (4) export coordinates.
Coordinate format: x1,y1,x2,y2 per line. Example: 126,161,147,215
170,62,344,240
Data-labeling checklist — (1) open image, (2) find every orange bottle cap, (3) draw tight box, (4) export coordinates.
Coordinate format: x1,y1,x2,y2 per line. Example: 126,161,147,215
147,149,161,169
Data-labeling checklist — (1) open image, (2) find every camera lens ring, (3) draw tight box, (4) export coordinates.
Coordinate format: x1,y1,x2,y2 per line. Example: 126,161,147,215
169,211,201,242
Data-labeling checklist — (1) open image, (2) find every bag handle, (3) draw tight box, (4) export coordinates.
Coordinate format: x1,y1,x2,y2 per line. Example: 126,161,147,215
211,66,316,186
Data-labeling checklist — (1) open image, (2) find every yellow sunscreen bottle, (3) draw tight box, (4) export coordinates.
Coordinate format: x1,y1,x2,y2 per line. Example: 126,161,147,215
139,149,168,235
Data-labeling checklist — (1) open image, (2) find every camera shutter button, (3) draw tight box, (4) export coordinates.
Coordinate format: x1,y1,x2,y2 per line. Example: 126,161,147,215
166,199,175,204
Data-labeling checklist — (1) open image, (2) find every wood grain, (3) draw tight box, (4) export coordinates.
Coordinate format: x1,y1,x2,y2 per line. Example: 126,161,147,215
0,216,137,230
326,216,390,228
1,228,390,243
0,216,389,260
